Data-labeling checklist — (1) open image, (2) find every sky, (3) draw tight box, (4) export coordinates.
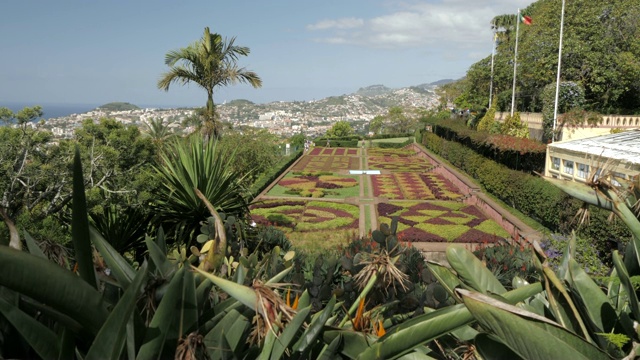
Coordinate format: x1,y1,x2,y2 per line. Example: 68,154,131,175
0,0,532,108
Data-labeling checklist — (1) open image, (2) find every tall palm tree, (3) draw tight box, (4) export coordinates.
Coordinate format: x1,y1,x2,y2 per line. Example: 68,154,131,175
157,27,262,139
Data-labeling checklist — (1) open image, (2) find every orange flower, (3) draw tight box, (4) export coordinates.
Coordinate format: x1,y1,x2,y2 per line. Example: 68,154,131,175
286,288,299,310
374,319,386,337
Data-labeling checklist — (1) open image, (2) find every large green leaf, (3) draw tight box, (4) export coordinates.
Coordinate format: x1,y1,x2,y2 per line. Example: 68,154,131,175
323,330,375,359
474,333,522,359
317,331,343,360
460,289,609,360
446,245,506,295
0,246,108,335
612,250,640,321
136,266,186,360
426,261,463,301
293,296,336,356
0,297,59,359
567,259,617,336
357,282,543,360
144,235,174,278
23,231,46,259
542,265,591,339
89,226,135,289
192,267,257,311
179,263,198,336
269,306,311,360
71,147,98,289
85,262,148,360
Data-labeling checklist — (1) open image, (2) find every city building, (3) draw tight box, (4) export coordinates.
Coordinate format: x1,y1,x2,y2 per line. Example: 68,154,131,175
545,129,640,184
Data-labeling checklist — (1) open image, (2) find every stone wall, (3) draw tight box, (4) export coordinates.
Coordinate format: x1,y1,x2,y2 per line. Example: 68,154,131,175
495,112,640,141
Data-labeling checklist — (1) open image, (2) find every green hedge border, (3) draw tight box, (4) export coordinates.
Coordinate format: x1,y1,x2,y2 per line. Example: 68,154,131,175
250,149,303,199
419,131,631,246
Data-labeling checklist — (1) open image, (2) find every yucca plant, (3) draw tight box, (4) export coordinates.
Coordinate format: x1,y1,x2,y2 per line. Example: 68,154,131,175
153,135,250,248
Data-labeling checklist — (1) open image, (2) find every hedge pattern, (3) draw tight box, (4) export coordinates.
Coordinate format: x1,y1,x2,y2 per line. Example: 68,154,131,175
420,131,632,250
425,119,546,173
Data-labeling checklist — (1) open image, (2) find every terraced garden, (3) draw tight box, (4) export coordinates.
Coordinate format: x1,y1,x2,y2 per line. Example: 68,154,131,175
251,145,512,253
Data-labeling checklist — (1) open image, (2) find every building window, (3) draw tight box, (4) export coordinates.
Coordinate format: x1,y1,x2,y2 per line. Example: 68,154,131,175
612,172,626,187
594,168,602,181
551,157,560,171
563,160,574,175
577,163,589,179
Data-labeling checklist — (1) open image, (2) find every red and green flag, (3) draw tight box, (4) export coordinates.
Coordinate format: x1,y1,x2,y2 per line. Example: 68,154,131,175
519,13,532,25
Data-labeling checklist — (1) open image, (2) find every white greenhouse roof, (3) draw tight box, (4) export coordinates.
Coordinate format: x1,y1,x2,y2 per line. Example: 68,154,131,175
550,129,640,165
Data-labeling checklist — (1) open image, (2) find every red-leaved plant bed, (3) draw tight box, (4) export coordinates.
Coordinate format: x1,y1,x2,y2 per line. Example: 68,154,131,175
292,155,360,172
251,200,306,209
368,156,432,172
398,227,447,242
454,229,503,243
250,200,359,232
377,202,510,242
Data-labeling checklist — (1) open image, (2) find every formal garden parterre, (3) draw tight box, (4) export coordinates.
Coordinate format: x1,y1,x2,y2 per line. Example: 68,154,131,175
252,146,511,250
267,171,360,198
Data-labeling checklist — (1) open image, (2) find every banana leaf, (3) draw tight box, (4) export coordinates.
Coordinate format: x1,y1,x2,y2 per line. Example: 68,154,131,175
612,250,640,321
460,289,609,360
446,245,506,295
356,282,543,360
567,258,618,347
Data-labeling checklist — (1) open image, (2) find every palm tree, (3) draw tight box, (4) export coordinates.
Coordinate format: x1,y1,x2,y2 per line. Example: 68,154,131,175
157,27,262,139
142,117,174,151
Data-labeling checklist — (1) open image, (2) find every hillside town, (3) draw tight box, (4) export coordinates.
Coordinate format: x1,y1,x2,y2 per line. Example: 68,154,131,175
33,85,440,139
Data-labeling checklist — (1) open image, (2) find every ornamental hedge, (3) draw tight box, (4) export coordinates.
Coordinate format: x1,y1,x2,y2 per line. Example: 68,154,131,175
250,149,303,199
420,131,631,257
424,118,546,173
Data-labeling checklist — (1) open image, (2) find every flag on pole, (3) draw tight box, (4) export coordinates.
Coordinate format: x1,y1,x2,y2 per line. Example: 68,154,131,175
519,13,532,25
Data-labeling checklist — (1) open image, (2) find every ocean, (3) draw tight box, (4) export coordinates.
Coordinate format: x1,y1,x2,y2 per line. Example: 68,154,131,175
4,102,101,119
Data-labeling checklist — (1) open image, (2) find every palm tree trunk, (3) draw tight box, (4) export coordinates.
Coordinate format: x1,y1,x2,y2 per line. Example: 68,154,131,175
0,208,21,250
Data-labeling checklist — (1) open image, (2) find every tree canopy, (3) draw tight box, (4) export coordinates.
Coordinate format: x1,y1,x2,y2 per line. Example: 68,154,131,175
449,0,640,115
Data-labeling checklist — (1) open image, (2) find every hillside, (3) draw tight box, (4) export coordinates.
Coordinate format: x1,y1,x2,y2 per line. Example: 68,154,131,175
96,102,140,111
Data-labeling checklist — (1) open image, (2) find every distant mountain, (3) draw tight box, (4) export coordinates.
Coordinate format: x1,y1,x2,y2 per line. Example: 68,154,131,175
96,102,140,111
355,85,393,96
429,79,455,86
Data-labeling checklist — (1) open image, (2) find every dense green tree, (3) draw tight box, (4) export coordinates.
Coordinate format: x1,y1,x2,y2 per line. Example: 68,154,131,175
158,27,262,139
72,118,157,214
449,0,640,115
326,120,354,137
218,127,281,186
369,115,385,134
288,133,306,150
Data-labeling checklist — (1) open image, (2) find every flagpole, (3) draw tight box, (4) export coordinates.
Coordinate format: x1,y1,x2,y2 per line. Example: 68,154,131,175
552,0,566,142
510,9,521,116
489,32,496,108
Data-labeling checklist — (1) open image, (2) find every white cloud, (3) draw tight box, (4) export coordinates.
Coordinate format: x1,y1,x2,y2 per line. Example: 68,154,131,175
306,0,531,50
306,17,364,31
